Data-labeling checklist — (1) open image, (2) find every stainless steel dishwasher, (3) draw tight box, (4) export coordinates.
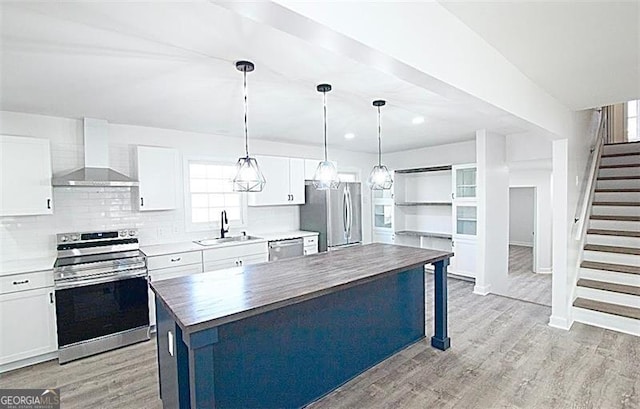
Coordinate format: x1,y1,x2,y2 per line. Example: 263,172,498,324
268,238,304,261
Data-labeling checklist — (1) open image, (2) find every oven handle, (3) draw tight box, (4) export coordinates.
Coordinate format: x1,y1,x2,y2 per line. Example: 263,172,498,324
55,268,148,290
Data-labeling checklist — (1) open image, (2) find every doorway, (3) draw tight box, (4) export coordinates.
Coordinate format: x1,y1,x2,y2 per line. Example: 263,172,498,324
504,187,551,306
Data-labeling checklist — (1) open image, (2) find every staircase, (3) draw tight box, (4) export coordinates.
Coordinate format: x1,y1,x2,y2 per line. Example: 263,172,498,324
573,141,640,336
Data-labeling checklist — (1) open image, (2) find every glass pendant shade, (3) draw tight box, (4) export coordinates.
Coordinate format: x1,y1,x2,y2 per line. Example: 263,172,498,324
368,99,393,190
314,83,340,190
233,156,266,192
313,160,340,190
367,164,393,190
233,60,265,192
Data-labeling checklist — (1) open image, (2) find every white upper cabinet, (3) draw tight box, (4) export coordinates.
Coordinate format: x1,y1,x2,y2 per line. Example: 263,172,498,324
137,146,179,211
248,156,305,206
452,164,477,201
0,135,53,216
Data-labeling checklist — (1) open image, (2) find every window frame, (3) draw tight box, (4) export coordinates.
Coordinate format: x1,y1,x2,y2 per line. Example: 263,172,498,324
625,100,640,142
183,156,248,233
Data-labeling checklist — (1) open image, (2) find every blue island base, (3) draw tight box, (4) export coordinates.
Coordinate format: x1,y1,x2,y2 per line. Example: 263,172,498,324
156,265,440,409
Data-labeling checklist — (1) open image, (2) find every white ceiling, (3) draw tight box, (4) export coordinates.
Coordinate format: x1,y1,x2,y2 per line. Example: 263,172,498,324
0,1,530,153
441,0,640,110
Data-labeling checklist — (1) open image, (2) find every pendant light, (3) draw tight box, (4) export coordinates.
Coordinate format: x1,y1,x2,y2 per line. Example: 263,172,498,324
313,84,340,190
367,100,393,190
232,60,266,192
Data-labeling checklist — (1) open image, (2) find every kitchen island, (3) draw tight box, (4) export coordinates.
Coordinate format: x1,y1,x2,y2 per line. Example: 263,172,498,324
151,243,453,409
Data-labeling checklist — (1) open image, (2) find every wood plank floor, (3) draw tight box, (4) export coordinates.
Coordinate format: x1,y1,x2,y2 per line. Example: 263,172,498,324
503,245,552,306
1,278,638,409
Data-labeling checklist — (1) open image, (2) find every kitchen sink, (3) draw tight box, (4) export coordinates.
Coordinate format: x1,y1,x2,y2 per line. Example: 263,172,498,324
194,235,262,246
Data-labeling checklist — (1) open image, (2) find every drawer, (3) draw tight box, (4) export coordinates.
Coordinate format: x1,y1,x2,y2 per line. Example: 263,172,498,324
150,263,204,282
203,242,268,263
0,270,54,295
203,253,268,273
303,246,318,256
303,235,318,247
147,250,202,271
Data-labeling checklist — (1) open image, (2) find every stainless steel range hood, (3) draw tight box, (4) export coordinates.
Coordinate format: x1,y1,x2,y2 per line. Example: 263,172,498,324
52,118,138,187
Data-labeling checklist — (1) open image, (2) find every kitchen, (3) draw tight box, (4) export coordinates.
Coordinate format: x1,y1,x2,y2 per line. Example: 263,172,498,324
2,2,640,409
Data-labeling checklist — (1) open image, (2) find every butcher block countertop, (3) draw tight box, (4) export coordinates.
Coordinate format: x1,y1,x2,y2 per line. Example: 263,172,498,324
150,243,453,334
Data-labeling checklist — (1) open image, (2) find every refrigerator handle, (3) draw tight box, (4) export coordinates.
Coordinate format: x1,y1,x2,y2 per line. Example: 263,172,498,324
342,187,349,239
346,186,353,240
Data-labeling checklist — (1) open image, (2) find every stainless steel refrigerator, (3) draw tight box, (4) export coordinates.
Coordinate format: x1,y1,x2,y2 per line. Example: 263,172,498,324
300,182,362,252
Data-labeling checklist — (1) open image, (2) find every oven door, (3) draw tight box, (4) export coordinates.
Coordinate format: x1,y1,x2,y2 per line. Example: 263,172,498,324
55,271,149,348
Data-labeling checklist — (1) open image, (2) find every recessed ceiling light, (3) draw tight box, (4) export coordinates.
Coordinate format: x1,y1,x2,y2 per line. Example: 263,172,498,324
412,116,425,125
344,132,355,139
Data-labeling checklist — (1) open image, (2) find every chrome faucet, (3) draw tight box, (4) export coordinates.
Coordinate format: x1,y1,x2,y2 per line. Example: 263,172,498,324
220,210,229,238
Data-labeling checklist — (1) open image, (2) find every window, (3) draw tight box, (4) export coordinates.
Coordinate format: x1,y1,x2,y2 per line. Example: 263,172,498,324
627,100,639,142
186,161,245,231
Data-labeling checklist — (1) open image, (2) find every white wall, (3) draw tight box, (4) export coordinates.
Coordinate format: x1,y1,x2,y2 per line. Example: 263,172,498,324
509,187,535,247
0,111,376,262
384,140,476,170
550,109,599,329
475,130,509,295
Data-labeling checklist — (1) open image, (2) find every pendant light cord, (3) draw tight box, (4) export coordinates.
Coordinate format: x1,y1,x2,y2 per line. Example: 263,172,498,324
323,91,328,161
243,69,249,157
377,106,382,166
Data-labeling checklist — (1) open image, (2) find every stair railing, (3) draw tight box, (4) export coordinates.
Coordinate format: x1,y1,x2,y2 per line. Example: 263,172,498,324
573,108,608,241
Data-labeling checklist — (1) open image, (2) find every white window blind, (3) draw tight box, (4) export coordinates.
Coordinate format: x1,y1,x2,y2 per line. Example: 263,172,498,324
188,162,243,225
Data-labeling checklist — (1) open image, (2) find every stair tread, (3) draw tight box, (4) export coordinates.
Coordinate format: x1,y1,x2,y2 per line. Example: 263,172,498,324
594,188,640,192
577,279,640,296
597,175,640,180
573,297,640,320
601,151,640,158
581,261,640,275
584,244,640,255
599,163,640,169
592,202,640,206
590,215,640,221
587,229,640,238
604,141,640,146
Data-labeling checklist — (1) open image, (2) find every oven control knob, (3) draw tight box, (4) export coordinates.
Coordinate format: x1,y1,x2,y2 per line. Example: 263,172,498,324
128,230,137,236
61,235,69,242
119,231,127,237
70,235,79,241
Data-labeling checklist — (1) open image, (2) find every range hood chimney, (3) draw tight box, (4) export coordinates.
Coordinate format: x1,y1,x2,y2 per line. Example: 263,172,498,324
52,118,138,187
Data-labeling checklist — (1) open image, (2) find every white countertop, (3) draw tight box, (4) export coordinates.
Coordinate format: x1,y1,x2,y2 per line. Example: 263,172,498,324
0,256,56,277
140,230,319,258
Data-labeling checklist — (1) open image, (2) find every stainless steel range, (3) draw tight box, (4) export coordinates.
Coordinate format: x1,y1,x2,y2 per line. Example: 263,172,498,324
53,228,149,364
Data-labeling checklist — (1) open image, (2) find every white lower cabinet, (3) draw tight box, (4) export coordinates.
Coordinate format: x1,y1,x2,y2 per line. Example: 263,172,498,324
203,242,269,272
449,237,477,278
303,234,319,255
0,286,57,368
147,251,204,328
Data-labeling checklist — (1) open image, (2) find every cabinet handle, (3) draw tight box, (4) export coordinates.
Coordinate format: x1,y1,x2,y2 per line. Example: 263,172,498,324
452,241,455,248
170,257,181,262
12,279,29,285
239,259,243,266
235,260,239,266
47,198,51,209
49,292,54,304
140,197,144,207
304,249,307,255
291,194,294,201
451,193,454,199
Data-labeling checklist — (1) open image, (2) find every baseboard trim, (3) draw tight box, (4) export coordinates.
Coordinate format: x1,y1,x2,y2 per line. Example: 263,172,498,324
548,315,572,330
537,267,552,274
0,351,58,374
509,241,533,247
473,284,491,295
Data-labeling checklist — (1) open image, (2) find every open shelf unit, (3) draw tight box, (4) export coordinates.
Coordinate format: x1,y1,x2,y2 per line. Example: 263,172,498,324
391,163,478,278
